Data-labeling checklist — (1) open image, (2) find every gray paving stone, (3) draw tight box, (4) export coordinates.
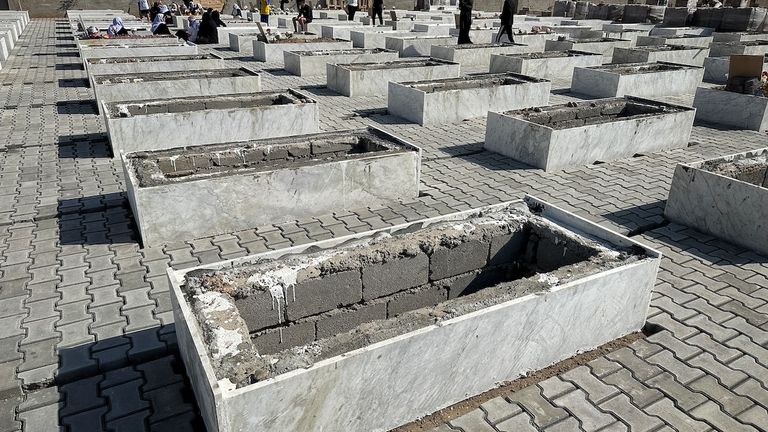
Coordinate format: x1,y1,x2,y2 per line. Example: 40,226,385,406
507,386,568,429
479,397,521,425
599,393,663,432
448,409,495,432
495,412,538,432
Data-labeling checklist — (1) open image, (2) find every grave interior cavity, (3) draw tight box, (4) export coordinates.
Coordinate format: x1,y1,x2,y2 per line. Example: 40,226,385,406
93,68,257,85
109,91,312,117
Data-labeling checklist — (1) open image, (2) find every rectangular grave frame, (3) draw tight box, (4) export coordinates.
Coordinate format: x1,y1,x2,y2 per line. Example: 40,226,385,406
484,96,695,171
611,44,710,66
489,50,603,81
253,38,352,63
570,61,704,98
692,86,768,131
124,127,421,246
388,72,551,125
93,67,261,114
709,40,768,57
544,37,632,62
327,58,461,97
384,34,458,57
168,195,660,432
283,48,399,77
665,148,768,256
103,89,319,157
430,43,539,68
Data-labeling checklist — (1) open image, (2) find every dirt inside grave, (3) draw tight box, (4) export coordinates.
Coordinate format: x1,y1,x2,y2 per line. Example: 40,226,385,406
507,50,599,59
181,202,647,388
405,73,546,93
341,59,454,70
129,129,414,187
290,48,388,56
108,90,312,117
514,98,687,129
90,54,219,64
702,151,768,187
594,62,689,75
93,67,256,85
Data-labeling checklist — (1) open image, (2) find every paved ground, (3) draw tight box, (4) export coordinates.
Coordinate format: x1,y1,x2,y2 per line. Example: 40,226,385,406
1,18,767,432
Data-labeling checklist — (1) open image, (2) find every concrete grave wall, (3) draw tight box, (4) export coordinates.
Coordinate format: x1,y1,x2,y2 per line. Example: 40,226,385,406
388,72,551,125
611,45,710,66
570,62,704,98
253,39,352,63
693,86,768,131
327,58,461,97
702,55,768,84
93,68,261,114
350,29,411,48
544,38,632,63
665,148,768,256
283,48,399,77
124,127,421,246
167,196,660,432
430,43,539,69
712,31,768,42
636,34,714,47
484,96,695,171
103,90,319,156
385,35,458,57
489,50,603,81
709,40,768,57
320,22,365,40
84,54,229,88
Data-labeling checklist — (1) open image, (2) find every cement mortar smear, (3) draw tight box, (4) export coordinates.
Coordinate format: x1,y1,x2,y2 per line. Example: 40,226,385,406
585,62,695,75
180,201,649,387
398,72,548,93
510,97,688,129
107,90,313,118
128,128,417,187
93,68,257,85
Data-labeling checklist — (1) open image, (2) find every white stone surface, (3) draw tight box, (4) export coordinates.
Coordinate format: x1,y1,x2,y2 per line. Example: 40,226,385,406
636,35,713,47
712,31,768,42
388,72,551,125
350,29,411,48
649,26,714,36
571,62,704,98
703,56,768,84
545,38,632,63
665,148,768,256
125,128,421,246
320,23,366,40
284,48,399,76
78,44,199,63
385,35,457,57
327,58,461,97
253,39,352,63
104,90,319,156
412,22,454,35
93,68,261,114
693,86,768,131
167,196,660,432
603,30,651,47
430,43,539,69
489,51,603,82
484,97,695,171
709,41,768,57
612,45,710,66
228,30,279,54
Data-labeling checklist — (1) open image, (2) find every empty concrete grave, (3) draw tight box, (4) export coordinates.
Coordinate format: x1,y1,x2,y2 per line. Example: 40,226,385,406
612,44,710,66
693,86,768,131
484,96,694,170
388,72,550,125
571,61,704,98
665,148,768,256
104,90,319,155
489,50,603,81
168,197,660,432
125,127,421,246
327,58,460,97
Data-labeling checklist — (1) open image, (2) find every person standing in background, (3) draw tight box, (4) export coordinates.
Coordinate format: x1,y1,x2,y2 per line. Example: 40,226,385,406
371,0,383,26
260,0,271,23
457,0,472,44
138,0,150,20
495,0,516,43
346,0,359,21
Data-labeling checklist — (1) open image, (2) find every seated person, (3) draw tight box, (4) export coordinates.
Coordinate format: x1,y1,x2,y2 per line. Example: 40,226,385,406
107,17,129,37
292,0,312,33
151,13,172,34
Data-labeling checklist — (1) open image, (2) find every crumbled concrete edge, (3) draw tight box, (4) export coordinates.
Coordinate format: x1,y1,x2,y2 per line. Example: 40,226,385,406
183,203,648,387
185,278,271,385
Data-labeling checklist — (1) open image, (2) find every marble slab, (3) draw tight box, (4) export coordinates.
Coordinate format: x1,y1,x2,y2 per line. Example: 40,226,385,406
709,40,768,57
388,72,550,125
612,45,710,66
350,29,411,48
104,90,319,157
693,86,768,131
571,62,704,98
484,96,695,171
489,50,603,82
545,38,632,63
167,196,660,432
385,35,458,57
125,127,421,246
253,39,352,63
430,43,539,69
665,148,768,256
327,58,460,97
636,34,713,47
703,55,768,84
284,48,399,76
